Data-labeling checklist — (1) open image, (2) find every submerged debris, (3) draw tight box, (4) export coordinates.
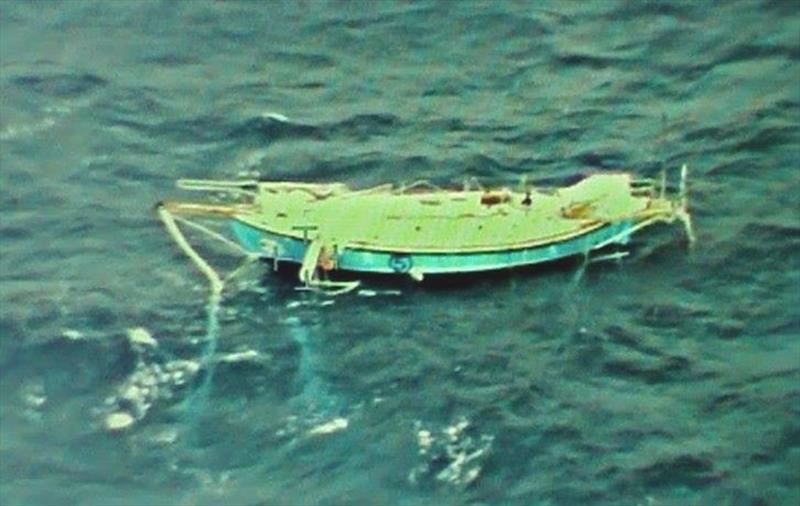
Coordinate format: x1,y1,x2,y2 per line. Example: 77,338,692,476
97,328,200,432
409,418,494,488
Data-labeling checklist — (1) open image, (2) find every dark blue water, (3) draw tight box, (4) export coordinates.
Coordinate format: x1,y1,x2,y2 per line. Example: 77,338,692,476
1,1,799,505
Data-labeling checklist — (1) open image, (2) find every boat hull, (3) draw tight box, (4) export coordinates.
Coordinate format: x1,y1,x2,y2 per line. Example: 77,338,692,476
230,218,635,275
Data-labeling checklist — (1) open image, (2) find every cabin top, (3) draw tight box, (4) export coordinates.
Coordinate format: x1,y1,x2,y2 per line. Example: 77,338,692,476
234,173,668,253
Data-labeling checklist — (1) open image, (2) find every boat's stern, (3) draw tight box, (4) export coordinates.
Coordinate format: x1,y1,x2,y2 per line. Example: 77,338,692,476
630,164,695,244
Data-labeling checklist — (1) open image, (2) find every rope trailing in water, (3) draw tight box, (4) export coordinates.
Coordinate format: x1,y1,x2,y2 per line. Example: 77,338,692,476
158,205,224,294
171,213,252,256
157,204,223,421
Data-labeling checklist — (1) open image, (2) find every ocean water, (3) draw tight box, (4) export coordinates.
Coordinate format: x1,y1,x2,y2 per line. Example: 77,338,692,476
1,1,799,505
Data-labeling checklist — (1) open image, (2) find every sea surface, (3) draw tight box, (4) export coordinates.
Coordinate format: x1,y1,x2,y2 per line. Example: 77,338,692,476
1,1,799,505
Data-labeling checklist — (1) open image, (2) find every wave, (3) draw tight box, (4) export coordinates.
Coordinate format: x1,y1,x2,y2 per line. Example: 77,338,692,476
229,115,324,143
10,73,107,98
227,112,404,145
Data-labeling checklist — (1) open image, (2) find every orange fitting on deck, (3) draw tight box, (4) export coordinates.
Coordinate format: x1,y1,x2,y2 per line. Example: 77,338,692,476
480,191,511,207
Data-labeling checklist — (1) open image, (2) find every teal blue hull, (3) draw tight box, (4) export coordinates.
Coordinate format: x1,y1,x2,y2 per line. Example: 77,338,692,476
231,219,634,275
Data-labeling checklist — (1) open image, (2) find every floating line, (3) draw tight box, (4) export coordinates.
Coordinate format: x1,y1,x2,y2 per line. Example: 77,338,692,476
171,214,252,256
285,316,338,414
157,205,223,423
158,206,224,294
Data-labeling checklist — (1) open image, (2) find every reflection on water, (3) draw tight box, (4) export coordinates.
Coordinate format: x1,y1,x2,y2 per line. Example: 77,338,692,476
285,313,339,414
